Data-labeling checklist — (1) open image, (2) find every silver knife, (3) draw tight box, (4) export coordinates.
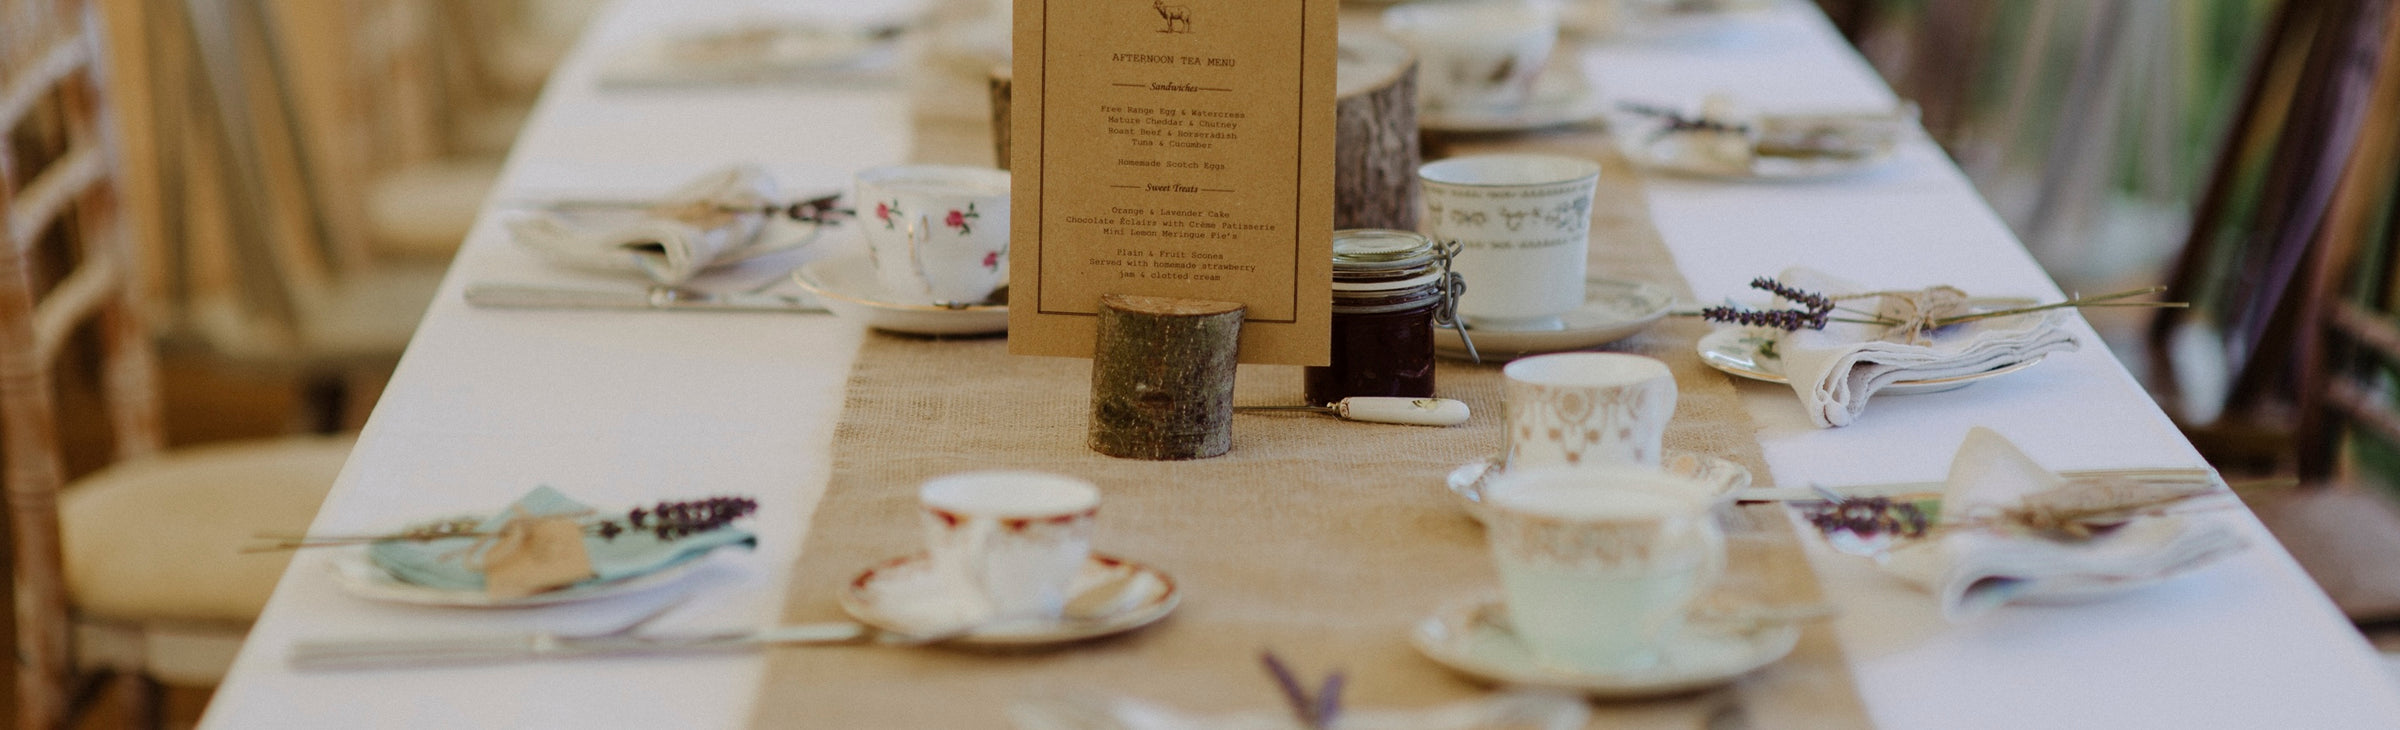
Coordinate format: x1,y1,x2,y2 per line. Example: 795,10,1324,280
288,622,883,671
464,284,827,313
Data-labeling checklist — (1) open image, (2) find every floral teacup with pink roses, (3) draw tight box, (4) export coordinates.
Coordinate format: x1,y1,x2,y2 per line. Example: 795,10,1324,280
854,165,1012,306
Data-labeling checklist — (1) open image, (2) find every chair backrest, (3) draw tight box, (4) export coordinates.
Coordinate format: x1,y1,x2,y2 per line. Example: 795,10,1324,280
2291,3,2400,483
2143,0,2396,470
154,0,465,343
145,0,423,347
0,0,163,726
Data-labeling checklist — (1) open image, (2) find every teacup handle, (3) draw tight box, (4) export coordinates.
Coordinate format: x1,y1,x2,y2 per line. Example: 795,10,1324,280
947,516,1004,612
1689,518,1728,603
904,214,940,300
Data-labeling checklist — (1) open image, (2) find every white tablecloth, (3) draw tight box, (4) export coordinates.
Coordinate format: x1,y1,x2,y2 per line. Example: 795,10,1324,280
202,2,2400,728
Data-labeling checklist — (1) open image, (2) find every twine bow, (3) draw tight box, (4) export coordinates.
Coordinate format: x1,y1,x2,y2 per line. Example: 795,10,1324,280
1866,285,1971,346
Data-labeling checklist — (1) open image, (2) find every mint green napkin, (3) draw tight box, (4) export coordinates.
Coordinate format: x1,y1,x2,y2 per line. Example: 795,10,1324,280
367,486,756,592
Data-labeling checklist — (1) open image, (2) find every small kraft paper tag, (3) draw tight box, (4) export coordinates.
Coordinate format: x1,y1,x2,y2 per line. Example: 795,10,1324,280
479,516,597,599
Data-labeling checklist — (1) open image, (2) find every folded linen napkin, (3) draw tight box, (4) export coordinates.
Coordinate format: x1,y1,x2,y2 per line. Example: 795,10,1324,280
1770,267,2079,428
1879,428,2247,622
368,486,755,596
506,165,782,284
1632,95,1914,179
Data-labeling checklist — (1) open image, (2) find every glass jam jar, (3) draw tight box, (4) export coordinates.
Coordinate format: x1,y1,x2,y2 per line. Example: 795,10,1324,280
1304,229,1470,406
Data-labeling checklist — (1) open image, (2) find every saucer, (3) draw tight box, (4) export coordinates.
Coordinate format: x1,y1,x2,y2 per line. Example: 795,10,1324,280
1420,73,1609,134
1446,450,1752,523
326,548,712,608
1434,278,1674,360
1695,327,2049,395
838,552,1178,647
792,253,1008,336
1411,595,1801,699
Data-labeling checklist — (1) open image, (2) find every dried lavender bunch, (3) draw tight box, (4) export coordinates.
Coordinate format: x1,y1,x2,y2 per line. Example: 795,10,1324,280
1801,496,1932,542
1698,304,1824,331
1619,101,1750,138
596,496,760,541
763,192,851,225
1692,277,2183,336
1698,277,1838,331
1260,651,1344,730
251,494,762,551
1750,276,1835,313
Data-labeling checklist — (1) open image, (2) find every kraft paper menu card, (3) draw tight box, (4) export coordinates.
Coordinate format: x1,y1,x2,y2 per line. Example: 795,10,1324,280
1010,0,1337,365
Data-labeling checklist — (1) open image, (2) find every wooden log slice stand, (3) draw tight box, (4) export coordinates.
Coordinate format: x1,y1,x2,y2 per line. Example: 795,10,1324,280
1334,28,1419,231
1089,294,1246,460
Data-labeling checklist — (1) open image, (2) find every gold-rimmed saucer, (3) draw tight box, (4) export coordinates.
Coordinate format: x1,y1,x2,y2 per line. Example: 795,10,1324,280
837,552,1177,647
793,253,1008,336
1411,594,1800,699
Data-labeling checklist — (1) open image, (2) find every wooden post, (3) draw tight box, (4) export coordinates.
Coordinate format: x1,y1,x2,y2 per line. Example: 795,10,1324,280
1089,295,1245,459
1334,28,1419,231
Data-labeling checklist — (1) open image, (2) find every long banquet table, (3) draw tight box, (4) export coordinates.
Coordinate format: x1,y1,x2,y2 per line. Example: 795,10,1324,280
201,1,2400,727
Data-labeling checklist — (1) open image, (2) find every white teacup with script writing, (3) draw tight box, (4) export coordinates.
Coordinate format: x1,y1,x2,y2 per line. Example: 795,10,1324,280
1419,153,1601,331
1503,352,1676,470
1383,0,1558,112
920,471,1099,621
1484,466,1726,673
855,165,1012,306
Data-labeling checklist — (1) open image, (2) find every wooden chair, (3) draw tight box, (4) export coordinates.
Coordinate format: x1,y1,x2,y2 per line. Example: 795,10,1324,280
2141,0,2400,622
271,0,515,261
148,0,452,432
0,0,347,726
2143,0,2395,473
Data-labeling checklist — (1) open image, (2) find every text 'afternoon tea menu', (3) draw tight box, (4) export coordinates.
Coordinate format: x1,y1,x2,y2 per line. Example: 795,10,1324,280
1010,0,1335,364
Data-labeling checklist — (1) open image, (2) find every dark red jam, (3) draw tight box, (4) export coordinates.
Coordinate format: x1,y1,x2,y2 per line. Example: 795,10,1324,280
1305,297,1438,405
1305,230,1451,406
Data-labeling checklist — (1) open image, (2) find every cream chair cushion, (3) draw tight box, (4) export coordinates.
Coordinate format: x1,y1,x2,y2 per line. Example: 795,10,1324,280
365,158,503,259
59,436,351,625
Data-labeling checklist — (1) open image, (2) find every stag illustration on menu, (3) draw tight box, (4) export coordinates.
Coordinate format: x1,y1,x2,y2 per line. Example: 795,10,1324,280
1153,0,1193,33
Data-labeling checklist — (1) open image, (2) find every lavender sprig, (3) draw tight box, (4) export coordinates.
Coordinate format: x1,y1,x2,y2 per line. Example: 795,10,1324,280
247,494,760,551
1697,277,1838,331
1698,304,1826,331
1260,651,1344,730
594,496,759,541
1800,495,1933,541
1749,276,1835,313
1691,279,2183,335
1619,100,1750,140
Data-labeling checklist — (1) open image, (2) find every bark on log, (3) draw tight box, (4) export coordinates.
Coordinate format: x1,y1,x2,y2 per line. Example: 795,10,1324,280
988,64,1013,170
1335,29,1420,231
1089,295,1245,460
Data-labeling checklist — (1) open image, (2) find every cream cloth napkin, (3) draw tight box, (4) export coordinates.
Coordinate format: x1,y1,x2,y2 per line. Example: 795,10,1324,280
506,165,781,284
1881,428,2248,622
1772,267,2079,427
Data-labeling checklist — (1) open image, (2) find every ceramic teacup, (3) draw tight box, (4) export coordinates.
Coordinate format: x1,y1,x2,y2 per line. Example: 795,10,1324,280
854,164,1012,306
919,470,1099,621
1418,153,1601,331
1503,352,1675,470
1382,0,1558,112
1483,466,1726,673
